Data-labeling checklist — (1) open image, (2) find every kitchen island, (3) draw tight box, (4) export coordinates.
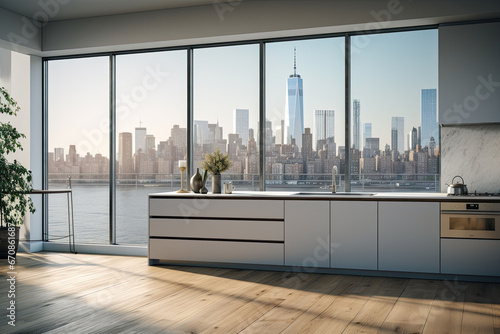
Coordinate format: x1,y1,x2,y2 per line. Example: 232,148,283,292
148,191,500,281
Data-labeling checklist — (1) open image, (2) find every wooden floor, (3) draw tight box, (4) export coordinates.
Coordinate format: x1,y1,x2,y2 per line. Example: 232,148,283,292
1,252,499,333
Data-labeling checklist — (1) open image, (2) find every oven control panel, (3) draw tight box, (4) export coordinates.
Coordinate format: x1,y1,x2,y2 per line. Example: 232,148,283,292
441,202,500,212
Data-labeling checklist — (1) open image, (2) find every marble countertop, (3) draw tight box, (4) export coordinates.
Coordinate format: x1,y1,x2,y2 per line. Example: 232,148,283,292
149,191,500,202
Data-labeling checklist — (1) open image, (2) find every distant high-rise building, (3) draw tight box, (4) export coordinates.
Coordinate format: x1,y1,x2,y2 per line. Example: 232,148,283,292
54,147,64,162
302,128,313,158
421,88,438,147
68,145,78,164
171,125,187,148
208,121,223,142
363,122,372,148
429,136,436,156
118,132,134,175
391,129,398,153
409,127,418,150
234,109,249,145
353,99,361,149
145,134,156,157
314,110,335,151
364,137,380,158
284,48,304,147
194,120,209,145
391,116,404,154
275,126,283,145
135,127,146,154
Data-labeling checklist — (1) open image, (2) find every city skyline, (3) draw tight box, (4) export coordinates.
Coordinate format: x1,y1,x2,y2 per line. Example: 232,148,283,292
48,30,437,168
49,103,440,180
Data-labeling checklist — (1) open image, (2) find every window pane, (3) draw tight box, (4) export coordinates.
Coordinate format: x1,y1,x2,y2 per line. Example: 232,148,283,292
193,44,259,190
265,38,346,191
351,29,439,192
48,57,109,244
116,50,187,245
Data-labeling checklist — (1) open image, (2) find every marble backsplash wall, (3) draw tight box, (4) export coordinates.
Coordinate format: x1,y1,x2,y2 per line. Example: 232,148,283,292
441,124,500,193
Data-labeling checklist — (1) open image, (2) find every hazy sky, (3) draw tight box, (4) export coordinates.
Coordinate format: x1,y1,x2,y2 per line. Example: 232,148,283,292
48,29,437,156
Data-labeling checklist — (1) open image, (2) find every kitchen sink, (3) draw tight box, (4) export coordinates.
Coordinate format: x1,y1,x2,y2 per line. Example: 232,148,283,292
293,192,375,196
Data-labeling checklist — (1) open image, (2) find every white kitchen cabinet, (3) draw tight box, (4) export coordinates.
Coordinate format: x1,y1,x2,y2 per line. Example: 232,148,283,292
284,200,330,268
439,22,500,124
331,201,377,270
378,202,440,273
149,197,285,266
441,239,500,277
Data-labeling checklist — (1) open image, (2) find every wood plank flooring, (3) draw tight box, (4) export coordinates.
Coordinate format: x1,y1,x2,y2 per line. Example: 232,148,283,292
1,252,499,333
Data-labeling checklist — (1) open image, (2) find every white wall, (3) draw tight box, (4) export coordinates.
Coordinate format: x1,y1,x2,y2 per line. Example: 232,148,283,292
42,0,500,56
0,7,42,54
0,49,43,246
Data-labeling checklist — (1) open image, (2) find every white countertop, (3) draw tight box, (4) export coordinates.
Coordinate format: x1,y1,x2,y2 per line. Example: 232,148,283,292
149,191,500,202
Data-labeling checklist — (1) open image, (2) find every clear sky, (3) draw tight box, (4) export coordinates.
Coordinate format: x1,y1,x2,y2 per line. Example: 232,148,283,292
48,29,437,156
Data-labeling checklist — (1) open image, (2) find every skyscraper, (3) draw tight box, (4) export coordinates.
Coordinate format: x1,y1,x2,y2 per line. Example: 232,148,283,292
421,88,438,147
135,127,146,154
194,120,209,146
363,122,372,149
233,109,249,145
118,132,134,175
54,147,64,162
145,134,156,155
391,116,404,154
352,99,361,150
314,110,335,151
302,128,313,158
284,48,304,147
409,127,417,151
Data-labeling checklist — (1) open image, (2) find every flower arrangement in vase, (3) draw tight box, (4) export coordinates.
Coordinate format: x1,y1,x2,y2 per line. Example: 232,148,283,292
200,148,231,194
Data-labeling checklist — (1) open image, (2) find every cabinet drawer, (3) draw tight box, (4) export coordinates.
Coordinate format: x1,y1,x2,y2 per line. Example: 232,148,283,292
150,218,283,241
149,239,284,266
441,239,500,276
149,198,284,219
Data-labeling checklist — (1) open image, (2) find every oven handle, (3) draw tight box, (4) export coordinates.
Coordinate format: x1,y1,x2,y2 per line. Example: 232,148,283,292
441,211,500,215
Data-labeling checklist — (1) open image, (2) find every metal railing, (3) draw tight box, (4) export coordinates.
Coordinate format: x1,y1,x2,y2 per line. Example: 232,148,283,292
48,172,440,192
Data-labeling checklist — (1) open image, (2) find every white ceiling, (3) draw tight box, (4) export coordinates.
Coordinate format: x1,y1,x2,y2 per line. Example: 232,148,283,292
0,0,220,22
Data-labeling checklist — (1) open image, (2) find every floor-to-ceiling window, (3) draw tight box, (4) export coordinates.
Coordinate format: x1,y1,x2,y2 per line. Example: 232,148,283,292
265,37,346,191
350,29,439,192
115,50,187,245
193,44,260,190
44,27,439,248
47,56,110,244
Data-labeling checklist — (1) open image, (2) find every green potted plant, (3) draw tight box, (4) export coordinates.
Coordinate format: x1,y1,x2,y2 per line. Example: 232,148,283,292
0,87,35,259
200,147,231,194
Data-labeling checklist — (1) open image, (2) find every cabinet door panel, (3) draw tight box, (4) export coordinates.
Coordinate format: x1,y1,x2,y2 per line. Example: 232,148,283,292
441,239,500,276
331,201,377,270
378,202,439,273
285,201,330,268
439,22,500,124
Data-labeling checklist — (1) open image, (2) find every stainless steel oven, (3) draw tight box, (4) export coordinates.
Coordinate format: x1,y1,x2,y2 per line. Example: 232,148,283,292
441,202,500,239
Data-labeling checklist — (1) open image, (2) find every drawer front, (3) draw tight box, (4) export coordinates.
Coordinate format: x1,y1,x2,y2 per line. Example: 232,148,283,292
150,218,283,241
149,239,284,266
150,198,284,219
441,238,500,276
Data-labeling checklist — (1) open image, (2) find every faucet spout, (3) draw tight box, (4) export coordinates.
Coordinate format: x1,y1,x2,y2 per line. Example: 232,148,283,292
332,166,338,193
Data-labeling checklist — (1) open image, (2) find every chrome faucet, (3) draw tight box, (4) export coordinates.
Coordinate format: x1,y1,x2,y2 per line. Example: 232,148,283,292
332,166,338,193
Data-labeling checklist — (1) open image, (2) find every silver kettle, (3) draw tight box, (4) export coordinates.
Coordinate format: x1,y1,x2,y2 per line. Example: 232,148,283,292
446,175,468,196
